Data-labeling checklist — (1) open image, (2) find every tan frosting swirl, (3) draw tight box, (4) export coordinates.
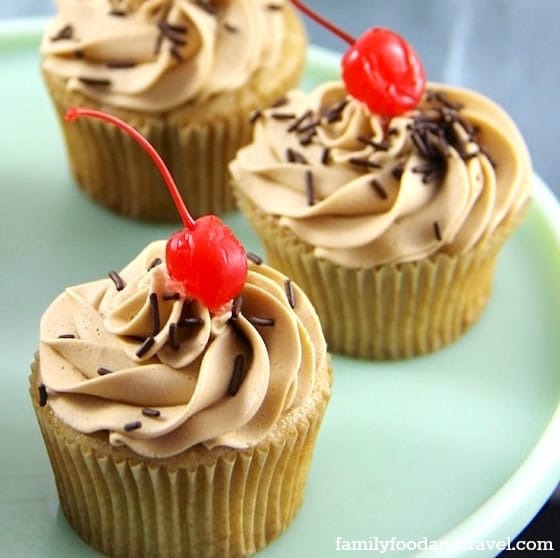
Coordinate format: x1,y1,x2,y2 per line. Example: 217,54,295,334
39,241,327,458
41,0,288,112
230,81,532,267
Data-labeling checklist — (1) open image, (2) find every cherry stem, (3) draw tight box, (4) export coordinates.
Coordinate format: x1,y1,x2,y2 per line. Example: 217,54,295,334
65,107,195,230
289,0,355,45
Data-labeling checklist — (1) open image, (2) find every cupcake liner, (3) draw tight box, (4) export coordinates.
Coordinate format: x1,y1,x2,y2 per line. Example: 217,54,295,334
235,189,529,359
29,357,332,558
42,6,306,222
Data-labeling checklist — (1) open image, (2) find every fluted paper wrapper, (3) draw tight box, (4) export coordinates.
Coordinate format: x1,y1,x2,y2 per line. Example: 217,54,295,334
235,189,529,359
41,6,306,222
30,358,332,558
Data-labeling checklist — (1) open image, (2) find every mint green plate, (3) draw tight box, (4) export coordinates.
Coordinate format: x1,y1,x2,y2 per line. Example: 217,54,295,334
1,19,559,558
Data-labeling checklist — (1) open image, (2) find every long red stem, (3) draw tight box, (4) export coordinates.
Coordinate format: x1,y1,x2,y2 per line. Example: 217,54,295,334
289,0,355,45
65,107,195,230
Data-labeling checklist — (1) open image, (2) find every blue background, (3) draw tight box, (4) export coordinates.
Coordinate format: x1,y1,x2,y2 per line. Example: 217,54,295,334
2,0,558,197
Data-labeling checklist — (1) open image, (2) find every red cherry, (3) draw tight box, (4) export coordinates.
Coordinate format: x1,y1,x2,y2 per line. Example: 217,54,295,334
166,216,248,311
342,28,426,116
65,108,247,312
290,1,426,116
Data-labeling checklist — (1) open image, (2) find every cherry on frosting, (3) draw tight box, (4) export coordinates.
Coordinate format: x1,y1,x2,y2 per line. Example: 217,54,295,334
65,108,248,312
289,0,426,116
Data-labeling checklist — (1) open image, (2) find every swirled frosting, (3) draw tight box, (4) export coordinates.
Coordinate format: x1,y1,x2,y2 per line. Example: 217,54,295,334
39,241,327,458
40,0,289,112
230,81,532,267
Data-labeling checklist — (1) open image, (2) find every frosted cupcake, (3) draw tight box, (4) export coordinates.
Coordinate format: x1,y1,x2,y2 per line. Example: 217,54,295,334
231,2,532,359
29,109,332,558
30,241,331,557
230,81,532,358
41,0,307,220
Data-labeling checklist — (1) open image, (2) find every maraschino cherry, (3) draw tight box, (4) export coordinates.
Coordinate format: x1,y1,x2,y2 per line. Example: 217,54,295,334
290,0,426,116
65,108,248,312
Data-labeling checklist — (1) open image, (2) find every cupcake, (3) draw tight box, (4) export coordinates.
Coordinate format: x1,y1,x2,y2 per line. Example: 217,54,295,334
30,242,331,557
230,81,532,359
40,0,307,221
231,2,532,359
29,110,332,557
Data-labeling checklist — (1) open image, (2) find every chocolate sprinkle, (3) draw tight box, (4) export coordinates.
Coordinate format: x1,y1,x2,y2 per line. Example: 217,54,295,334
321,147,331,165
249,316,275,327
162,22,188,35
228,354,246,396
271,96,289,108
246,251,263,265
348,157,382,170
287,109,312,133
433,221,443,241
170,45,185,63
411,163,440,184
97,367,113,376
196,0,216,15
147,257,163,271
38,384,48,407
136,337,155,358
79,77,112,87
299,130,315,146
153,4,178,57
224,22,239,33
427,90,463,111
150,293,160,336
154,33,164,55
271,112,296,121
249,109,263,125
109,9,127,17
406,89,496,183
305,170,315,206
106,60,137,69
370,179,388,200
324,99,349,123
142,408,161,418
163,292,181,301
410,130,431,160
391,164,404,181
58,334,75,339
285,279,296,309
357,135,390,151
286,147,308,164
158,21,188,46
124,420,142,432
177,304,190,330
51,24,73,42
168,323,179,351
266,2,284,10
108,269,125,291
297,118,322,134
231,295,243,320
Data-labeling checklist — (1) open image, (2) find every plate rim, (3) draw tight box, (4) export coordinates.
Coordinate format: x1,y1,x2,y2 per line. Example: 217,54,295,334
425,174,560,556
